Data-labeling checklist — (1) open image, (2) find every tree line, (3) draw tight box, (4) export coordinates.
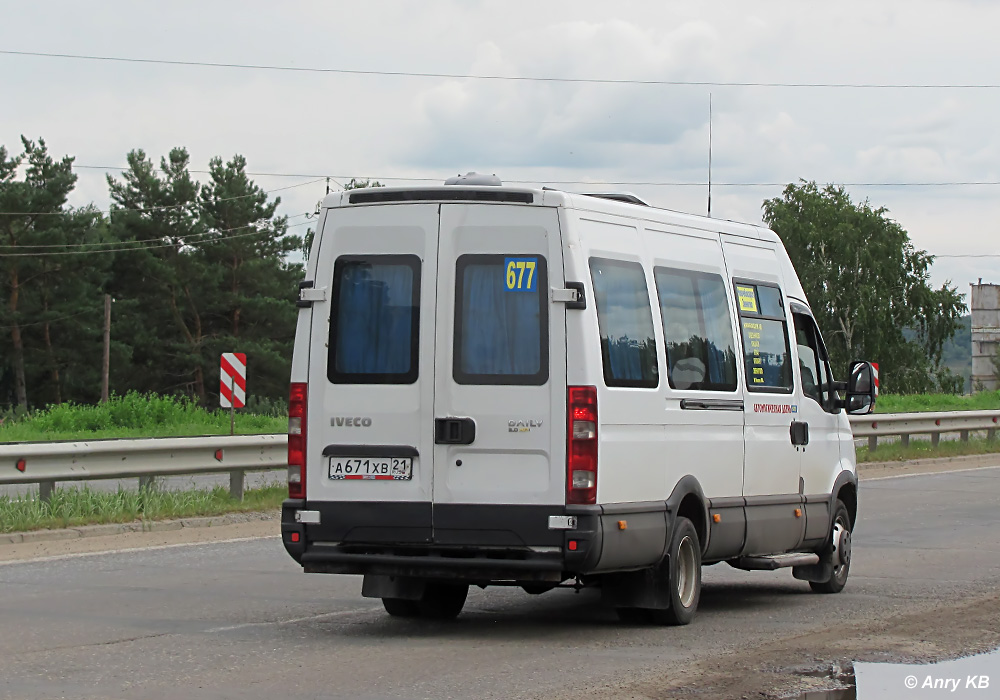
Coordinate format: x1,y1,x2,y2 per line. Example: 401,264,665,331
0,137,970,413
1,137,303,412
763,181,966,394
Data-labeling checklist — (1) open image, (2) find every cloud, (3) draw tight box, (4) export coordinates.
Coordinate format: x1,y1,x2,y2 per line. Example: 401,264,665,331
3,0,1000,296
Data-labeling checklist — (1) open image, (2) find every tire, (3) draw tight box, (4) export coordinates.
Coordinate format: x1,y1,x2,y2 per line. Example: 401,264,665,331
810,499,852,594
382,597,420,618
417,583,469,620
651,516,702,625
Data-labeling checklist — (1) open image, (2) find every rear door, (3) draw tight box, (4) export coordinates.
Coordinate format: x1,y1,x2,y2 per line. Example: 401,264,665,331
308,203,439,543
432,203,566,542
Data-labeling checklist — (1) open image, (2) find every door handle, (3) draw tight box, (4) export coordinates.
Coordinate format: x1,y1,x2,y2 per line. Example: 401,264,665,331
790,421,809,446
435,418,476,445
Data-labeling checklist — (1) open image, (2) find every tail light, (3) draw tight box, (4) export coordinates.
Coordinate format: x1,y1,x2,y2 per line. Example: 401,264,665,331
567,385,597,505
288,382,307,499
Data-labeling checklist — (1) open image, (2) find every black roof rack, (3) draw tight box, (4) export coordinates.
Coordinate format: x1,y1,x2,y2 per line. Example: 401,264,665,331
348,189,533,205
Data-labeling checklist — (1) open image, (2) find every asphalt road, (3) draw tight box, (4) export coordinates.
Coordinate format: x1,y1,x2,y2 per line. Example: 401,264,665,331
1,466,999,700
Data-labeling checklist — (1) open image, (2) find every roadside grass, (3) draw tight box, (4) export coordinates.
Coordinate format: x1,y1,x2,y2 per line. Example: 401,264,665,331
875,391,1000,414
0,483,286,534
857,434,1000,463
0,392,285,443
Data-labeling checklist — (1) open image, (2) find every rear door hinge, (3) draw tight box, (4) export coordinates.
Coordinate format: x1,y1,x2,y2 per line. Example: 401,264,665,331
550,282,586,309
297,281,327,307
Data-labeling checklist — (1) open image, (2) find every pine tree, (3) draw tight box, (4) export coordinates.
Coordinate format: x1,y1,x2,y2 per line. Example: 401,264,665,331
107,148,212,401
198,155,303,402
0,138,108,409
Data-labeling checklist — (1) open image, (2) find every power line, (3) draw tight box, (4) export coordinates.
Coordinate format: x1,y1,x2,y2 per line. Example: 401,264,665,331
0,219,310,257
68,165,1000,188
2,49,998,89
0,212,310,249
0,177,324,217
0,307,99,331
936,254,1000,258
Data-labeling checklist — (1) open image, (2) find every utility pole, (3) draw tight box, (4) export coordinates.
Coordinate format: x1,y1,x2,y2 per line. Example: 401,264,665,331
101,294,111,402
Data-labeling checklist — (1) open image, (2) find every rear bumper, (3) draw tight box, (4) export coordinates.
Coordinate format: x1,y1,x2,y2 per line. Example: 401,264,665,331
281,499,603,582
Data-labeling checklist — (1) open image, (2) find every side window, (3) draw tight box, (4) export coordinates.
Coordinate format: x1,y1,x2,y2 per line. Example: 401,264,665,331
734,281,793,393
794,312,834,409
329,254,420,384
653,268,737,391
454,254,548,385
590,258,659,388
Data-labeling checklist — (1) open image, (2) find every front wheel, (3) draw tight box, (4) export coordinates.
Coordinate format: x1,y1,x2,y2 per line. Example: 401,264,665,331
810,499,852,594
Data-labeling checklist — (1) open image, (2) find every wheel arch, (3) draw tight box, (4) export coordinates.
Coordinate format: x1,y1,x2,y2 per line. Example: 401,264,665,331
666,476,709,554
832,470,858,530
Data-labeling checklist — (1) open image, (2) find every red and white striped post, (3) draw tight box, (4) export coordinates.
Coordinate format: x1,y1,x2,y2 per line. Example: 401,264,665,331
220,353,247,436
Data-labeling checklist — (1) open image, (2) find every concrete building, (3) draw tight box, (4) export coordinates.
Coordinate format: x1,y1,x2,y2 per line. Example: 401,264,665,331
971,282,1000,392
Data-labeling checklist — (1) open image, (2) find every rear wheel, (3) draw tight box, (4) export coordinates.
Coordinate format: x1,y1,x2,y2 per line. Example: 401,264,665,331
651,516,701,625
417,583,469,620
810,500,852,594
614,517,702,626
381,597,420,618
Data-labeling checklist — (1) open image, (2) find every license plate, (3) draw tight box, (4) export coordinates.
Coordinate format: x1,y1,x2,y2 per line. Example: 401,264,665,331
328,457,412,480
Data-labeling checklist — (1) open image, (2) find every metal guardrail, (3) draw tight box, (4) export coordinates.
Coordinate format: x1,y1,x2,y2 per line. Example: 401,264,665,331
848,410,1000,451
0,434,287,501
2,411,999,500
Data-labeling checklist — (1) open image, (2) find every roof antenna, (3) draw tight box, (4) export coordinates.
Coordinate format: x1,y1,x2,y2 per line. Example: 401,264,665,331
707,92,713,218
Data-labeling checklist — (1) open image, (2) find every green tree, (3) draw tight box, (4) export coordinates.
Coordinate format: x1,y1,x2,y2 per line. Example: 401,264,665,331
0,137,109,409
106,148,211,400
198,154,303,401
762,181,966,394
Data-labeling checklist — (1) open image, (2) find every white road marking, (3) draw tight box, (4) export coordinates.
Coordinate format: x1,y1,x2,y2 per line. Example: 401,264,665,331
205,607,377,633
863,464,1000,482
0,535,280,567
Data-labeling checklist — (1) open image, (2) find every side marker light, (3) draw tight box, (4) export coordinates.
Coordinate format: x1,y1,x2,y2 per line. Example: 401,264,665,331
712,513,721,523
617,520,627,531
290,532,300,543
568,540,578,551
794,508,802,518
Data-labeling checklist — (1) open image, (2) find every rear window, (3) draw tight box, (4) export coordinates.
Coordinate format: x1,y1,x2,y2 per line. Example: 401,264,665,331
328,255,420,384
453,254,548,385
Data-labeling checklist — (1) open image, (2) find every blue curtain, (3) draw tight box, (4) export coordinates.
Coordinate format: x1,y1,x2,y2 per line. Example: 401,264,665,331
460,264,540,376
335,264,414,375
605,336,643,379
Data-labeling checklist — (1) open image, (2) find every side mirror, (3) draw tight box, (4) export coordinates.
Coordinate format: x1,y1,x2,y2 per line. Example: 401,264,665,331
845,361,878,415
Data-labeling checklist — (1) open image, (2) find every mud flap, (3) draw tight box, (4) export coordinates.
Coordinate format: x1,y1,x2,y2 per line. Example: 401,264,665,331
792,561,834,583
600,558,672,610
361,575,428,600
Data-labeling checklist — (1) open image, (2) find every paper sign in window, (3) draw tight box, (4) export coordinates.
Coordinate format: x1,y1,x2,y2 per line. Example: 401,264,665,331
736,285,758,314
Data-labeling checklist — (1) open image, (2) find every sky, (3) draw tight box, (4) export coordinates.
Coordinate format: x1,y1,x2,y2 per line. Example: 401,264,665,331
2,0,999,301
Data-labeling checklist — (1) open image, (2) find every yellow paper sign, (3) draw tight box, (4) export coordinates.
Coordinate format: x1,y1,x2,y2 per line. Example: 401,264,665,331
736,285,758,313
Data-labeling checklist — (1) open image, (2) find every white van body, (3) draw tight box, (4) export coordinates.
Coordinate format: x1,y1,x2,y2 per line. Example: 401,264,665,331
282,182,868,623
